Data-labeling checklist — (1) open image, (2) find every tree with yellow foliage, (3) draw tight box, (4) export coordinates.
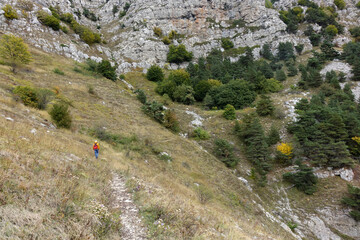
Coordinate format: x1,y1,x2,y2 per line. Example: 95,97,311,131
0,34,31,73
276,143,294,165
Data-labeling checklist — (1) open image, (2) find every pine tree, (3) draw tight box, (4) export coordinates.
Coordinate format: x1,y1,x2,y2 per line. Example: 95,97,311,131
260,43,274,60
351,58,360,81
275,69,287,82
283,160,318,195
287,64,298,77
342,184,360,221
267,125,281,145
307,68,323,88
256,95,275,116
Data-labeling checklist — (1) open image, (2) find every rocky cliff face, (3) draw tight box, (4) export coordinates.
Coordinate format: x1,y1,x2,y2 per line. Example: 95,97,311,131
0,0,312,72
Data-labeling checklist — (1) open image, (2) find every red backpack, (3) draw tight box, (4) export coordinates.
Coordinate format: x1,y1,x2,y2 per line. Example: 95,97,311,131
93,143,98,150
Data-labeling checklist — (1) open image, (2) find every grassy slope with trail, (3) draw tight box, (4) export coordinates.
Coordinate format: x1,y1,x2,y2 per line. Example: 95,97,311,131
0,42,358,239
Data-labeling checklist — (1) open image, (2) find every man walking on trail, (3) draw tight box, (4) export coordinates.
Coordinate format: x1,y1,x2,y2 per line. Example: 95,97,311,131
93,140,100,159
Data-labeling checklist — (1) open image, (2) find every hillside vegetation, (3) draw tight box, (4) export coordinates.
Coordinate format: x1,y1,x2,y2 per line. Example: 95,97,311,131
0,43,303,239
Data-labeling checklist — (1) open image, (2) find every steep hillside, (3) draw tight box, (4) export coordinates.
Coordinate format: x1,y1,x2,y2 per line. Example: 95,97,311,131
1,0,360,239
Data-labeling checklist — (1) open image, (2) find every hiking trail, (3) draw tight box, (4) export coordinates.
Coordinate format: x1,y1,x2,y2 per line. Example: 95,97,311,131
111,173,148,240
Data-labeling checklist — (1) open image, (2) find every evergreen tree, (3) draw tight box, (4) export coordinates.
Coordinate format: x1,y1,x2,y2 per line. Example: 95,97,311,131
283,160,318,195
351,58,360,81
260,43,274,60
275,69,287,82
256,95,275,116
277,42,295,61
238,114,270,184
287,64,298,77
321,40,339,60
267,125,281,145
307,68,323,88
342,184,360,221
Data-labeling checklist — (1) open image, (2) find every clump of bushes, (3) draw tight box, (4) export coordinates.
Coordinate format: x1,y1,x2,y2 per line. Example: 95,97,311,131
13,86,55,110
193,127,210,140
342,184,360,221
38,6,101,44
283,161,317,195
153,27,162,37
53,68,65,75
256,95,275,116
135,89,147,104
214,138,238,167
37,10,60,31
167,44,193,63
49,103,72,129
221,38,234,50
146,65,164,82
334,0,346,10
2,4,19,20
223,104,236,120
86,59,117,81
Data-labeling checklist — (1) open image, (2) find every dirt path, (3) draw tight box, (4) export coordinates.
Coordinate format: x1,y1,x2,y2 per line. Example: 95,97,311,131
111,174,148,240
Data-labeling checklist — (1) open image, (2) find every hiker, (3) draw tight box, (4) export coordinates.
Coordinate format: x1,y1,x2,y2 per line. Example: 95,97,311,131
93,140,100,159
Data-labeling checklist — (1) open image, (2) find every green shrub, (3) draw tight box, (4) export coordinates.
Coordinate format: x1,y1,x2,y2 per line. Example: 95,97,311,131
153,27,162,37
167,44,193,63
162,36,171,45
265,0,273,8
163,110,180,133
135,89,147,104
97,60,117,81
37,11,60,31
266,125,280,145
223,104,236,120
260,43,274,60
256,95,275,116
53,68,65,75
49,103,72,129
112,5,119,15
173,85,195,105
146,65,164,82
334,0,346,10
36,88,55,110
350,27,360,38
295,44,304,55
275,69,287,82
214,138,239,167
261,78,284,93
342,184,360,221
357,1,360,8
2,4,19,20
142,101,164,123
13,86,38,108
283,161,317,195
168,30,178,40
325,25,338,36
277,42,295,61
83,8,97,21
206,80,256,109
167,69,191,86
221,38,234,50
193,127,210,140
87,84,95,95
60,25,69,33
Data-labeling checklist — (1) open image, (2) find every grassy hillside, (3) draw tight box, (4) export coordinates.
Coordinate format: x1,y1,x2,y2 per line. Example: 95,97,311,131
0,43,358,239
0,43,304,239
